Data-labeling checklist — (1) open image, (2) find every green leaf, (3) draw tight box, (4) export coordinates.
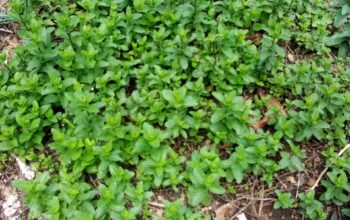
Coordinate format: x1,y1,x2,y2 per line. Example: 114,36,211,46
184,96,198,107
30,118,41,130
47,196,60,213
176,4,194,17
208,184,225,194
162,90,174,103
0,140,17,151
212,92,224,103
190,169,205,185
342,208,350,217
188,187,209,206
211,109,226,123
27,58,41,70
179,56,188,70
317,121,330,129
328,32,350,46
233,168,244,184
335,192,350,203
342,4,350,15
19,131,32,143
338,42,349,57
334,11,348,28
322,186,335,200
273,201,281,209
183,46,197,57
291,156,304,171
13,179,32,192
222,47,238,60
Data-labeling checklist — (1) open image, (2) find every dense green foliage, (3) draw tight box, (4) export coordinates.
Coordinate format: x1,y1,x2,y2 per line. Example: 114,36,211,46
328,0,350,56
1,0,350,219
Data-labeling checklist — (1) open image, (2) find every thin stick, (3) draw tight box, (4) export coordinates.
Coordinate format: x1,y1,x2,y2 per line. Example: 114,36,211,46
275,175,287,189
149,201,165,208
245,197,274,201
309,143,350,191
258,187,264,216
295,172,301,199
0,28,13,34
230,201,252,220
338,143,350,156
230,202,261,219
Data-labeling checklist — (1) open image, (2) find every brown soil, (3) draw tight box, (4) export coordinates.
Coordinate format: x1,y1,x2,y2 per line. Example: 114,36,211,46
0,156,28,220
0,0,7,12
0,0,20,55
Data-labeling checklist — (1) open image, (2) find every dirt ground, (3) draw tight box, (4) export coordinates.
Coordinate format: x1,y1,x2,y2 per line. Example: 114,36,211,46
0,157,28,220
0,0,7,12
0,0,19,53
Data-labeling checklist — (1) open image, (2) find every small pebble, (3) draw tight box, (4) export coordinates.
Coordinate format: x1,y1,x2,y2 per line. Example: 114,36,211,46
287,176,296,184
287,54,295,62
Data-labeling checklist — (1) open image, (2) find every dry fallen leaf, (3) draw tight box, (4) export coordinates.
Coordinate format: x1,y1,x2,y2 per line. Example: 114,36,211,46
245,33,262,44
307,178,316,187
253,89,286,130
252,115,270,131
215,202,234,220
1,35,21,64
332,65,339,75
259,89,286,116
220,143,230,148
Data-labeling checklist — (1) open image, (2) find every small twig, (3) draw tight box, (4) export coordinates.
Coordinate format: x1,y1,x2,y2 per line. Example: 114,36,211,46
261,186,277,194
309,143,350,191
230,201,261,219
258,187,264,216
275,175,288,189
230,201,252,220
295,172,301,199
245,197,274,201
0,27,13,34
338,143,350,156
250,190,258,217
149,201,165,208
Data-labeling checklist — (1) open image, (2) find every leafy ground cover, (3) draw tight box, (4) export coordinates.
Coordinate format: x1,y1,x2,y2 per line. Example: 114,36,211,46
1,0,350,219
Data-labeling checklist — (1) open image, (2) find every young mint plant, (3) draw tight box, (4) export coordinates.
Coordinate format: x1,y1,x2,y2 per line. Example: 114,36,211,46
186,147,226,206
298,191,326,220
1,0,347,219
273,190,296,209
320,170,350,205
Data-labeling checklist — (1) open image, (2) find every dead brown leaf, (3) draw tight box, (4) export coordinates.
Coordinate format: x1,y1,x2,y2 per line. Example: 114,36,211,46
245,33,262,44
1,35,21,63
215,202,234,220
253,89,286,130
220,143,230,148
331,65,339,75
252,116,271,131
258,89,286,116
307,178,316,188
